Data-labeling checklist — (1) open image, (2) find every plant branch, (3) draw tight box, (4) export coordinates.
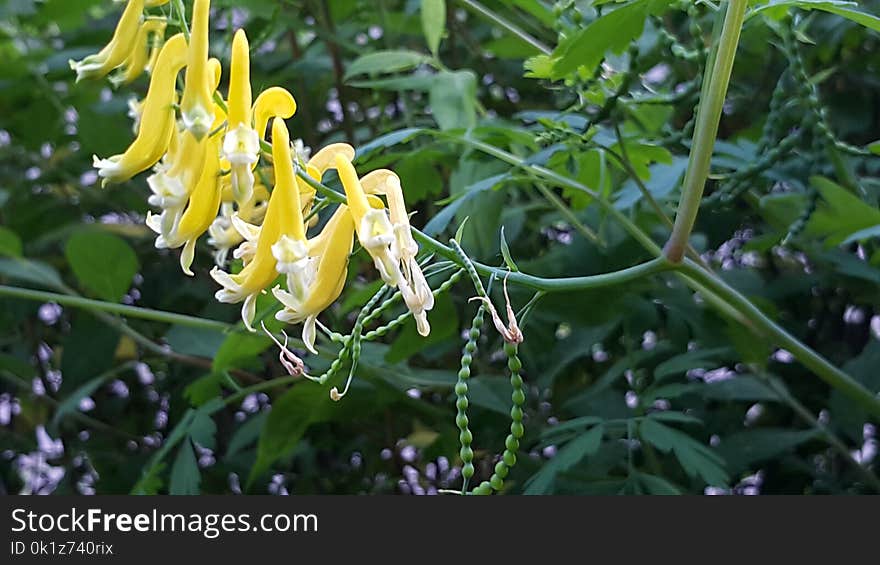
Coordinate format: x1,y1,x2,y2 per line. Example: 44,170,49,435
664,0,747,262
679,259,880,419
456,0,552,56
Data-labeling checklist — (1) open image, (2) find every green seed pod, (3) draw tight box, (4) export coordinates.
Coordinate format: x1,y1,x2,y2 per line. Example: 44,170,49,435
511,422,524,439
503,450,517,467
505,435,519,453
494,461,509,479
490,475,504,491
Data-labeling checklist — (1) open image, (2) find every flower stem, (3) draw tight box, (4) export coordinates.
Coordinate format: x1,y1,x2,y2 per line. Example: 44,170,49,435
0,284,230,332
664,0,748,263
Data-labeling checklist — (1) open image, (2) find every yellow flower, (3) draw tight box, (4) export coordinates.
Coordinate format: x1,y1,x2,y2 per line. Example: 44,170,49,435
361,169,434,336
180,0,215,139
70,0,145,82
210,118,306,330
145,58,222,244
149,101,227,275
273,205,355,353
222,29,259,206
334,154,402,285
93,33,188,185
110,18,167,88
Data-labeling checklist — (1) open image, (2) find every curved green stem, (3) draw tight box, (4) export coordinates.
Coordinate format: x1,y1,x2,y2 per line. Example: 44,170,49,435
664,0,748,262
0,284,230,332
679,259,880,419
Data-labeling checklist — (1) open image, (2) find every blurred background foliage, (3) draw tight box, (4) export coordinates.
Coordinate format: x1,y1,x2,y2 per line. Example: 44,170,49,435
0,0,879,495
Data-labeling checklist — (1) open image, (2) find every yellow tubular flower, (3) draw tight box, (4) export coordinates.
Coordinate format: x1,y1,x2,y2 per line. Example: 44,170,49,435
93,33,188,185
274,205,355,353
110,18,167,87
145,58,221,242
361,169,434,336
223,30,259,207
297,142,355,214
253,87,297,141
210,118,306,330
334,154,402,286
180,0,214,139
70,0,145,82
173,131,223,275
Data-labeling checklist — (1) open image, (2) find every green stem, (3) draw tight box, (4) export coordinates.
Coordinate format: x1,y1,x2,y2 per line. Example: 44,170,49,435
664,0,747,262
0,285,230,332
457,0,551,55
679,259,880,419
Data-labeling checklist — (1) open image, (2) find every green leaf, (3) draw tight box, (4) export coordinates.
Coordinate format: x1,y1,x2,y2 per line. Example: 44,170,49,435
225,412,268,462
524,425,605,494
169,439,201,495
0,257,64,289
749,1,880,32
60,313,119,392
636,471,683,494
717,428,819,473
545,0,673,79
429,70,477,130
653,347,732,382
65,231,139,302
702,376,781,402
344,50,429,80
0,226,22,257
806,176,880,246
213,332,271,374
349,74,436,91
639,419,729,486
249,384,333,486
421,0,446,56
386,292,459,363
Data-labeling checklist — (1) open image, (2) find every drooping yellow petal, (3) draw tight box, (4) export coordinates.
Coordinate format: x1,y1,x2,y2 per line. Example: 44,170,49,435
175,132,223,275
270,119,306,242
334,154,371,225
253,87,297,139
110,18,166,87
93,33,188,185
180,0,214,139
274,204,355,350
70,0,145,82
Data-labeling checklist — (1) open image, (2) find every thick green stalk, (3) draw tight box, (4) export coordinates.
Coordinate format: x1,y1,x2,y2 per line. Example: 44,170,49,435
679,260,880,419
664,0,748,262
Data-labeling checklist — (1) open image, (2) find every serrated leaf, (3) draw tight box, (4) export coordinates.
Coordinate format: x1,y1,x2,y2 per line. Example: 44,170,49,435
549,0,673,79
524,425,605,494
639,419,729,486
749,1,880,32
169,439,201,495
249,384,333,486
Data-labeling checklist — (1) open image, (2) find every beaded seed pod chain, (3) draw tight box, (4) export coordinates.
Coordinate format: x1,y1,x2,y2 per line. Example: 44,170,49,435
71,0,528,493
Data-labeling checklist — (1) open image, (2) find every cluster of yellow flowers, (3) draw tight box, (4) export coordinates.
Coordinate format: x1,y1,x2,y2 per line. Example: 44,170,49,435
71,0,435,353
